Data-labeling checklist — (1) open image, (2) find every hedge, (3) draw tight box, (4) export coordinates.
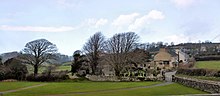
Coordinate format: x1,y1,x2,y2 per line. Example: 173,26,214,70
177,68,220,77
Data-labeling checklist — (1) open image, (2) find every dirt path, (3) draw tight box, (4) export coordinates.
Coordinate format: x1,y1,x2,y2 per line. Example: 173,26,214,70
0,83,47,94
46,82,174,96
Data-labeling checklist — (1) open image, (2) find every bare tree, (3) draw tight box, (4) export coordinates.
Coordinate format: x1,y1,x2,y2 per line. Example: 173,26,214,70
83,32,105,75
104,32,139,76
20,39,57,76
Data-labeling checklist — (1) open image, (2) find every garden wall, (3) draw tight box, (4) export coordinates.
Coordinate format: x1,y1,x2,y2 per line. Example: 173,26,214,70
172,76,220,93
86,75,120,81
86,75,154,81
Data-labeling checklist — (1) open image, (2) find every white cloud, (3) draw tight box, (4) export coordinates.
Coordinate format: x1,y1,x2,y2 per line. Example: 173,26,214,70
82,18,108,28
112,13,140,27
94,18,108,28
128,10,165,31
171,0,196,8
0,25,75,32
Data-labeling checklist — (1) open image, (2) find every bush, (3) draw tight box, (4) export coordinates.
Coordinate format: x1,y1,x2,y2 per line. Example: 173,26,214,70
177,68,220,77
0,58,28,81
177,68,206,76
26,71,69,82
195,56,220,61
214,71,220,77
0,67,7,80
71,77,90,82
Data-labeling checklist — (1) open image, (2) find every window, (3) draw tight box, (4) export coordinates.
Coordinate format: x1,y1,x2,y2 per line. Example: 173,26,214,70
163,61,169,65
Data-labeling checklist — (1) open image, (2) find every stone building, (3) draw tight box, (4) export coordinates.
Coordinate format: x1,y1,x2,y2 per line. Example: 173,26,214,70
153,48,177,70
174,49,189,64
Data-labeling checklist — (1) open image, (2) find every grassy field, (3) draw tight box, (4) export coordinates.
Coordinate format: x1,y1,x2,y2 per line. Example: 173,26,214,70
195,61,220,70
62,62,72,66
1,82,207,96
0,82,41,91
56,65,71,71
26,64,49,74
68,83,207,96
26,62,71,73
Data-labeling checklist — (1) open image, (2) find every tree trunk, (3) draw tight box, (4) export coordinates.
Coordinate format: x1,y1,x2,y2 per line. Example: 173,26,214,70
91,64,95,75
71,64,74,76
34,65,38,76
114,69,120,76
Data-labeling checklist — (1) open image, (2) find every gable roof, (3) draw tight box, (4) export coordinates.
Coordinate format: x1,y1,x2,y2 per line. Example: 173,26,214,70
154,48,172,61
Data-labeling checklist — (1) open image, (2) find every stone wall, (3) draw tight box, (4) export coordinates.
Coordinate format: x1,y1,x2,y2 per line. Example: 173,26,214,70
86,74,165,82
86,75,120,81
86,75,155,81
172,76,220,93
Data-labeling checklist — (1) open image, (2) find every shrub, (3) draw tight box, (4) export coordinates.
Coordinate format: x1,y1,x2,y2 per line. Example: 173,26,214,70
0,58,28,81
71,77,90,82
26,71,69,82
177,68,220,77
137,77,145,81
0,67,7,80
177,68,206,76
214,71,220,77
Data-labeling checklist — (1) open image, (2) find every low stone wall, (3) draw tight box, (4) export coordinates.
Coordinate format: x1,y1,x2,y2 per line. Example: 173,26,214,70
172,76,220,93
86,75,149,81
86,75,120,81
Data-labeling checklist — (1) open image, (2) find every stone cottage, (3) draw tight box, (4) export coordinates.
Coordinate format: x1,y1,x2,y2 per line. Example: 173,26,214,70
153,48,177,70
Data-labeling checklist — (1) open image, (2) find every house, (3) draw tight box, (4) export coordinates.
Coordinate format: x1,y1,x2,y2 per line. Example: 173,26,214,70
174,49,189,64
153,48,177,70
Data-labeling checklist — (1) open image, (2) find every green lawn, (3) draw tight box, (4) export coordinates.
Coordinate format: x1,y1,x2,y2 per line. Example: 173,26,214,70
2,82,207,96
62,62,72,66
68,83,207,96
56,65,71,71
195,61,220,70
0,82,41,92
26,64,48,74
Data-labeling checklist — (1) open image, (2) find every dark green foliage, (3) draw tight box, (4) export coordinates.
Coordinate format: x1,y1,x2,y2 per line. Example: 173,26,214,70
195,56,220,61
71,50,88,76
26,71,69,82
214,71,220,77
177,68,206,76
71,77,90,82
177,68,220,77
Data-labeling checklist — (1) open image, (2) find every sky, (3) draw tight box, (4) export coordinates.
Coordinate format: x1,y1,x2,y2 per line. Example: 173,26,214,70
0,0,220,55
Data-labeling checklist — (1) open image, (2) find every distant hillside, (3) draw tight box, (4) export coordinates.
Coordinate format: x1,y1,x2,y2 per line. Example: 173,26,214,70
49,53,72,65
0,51,20,63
